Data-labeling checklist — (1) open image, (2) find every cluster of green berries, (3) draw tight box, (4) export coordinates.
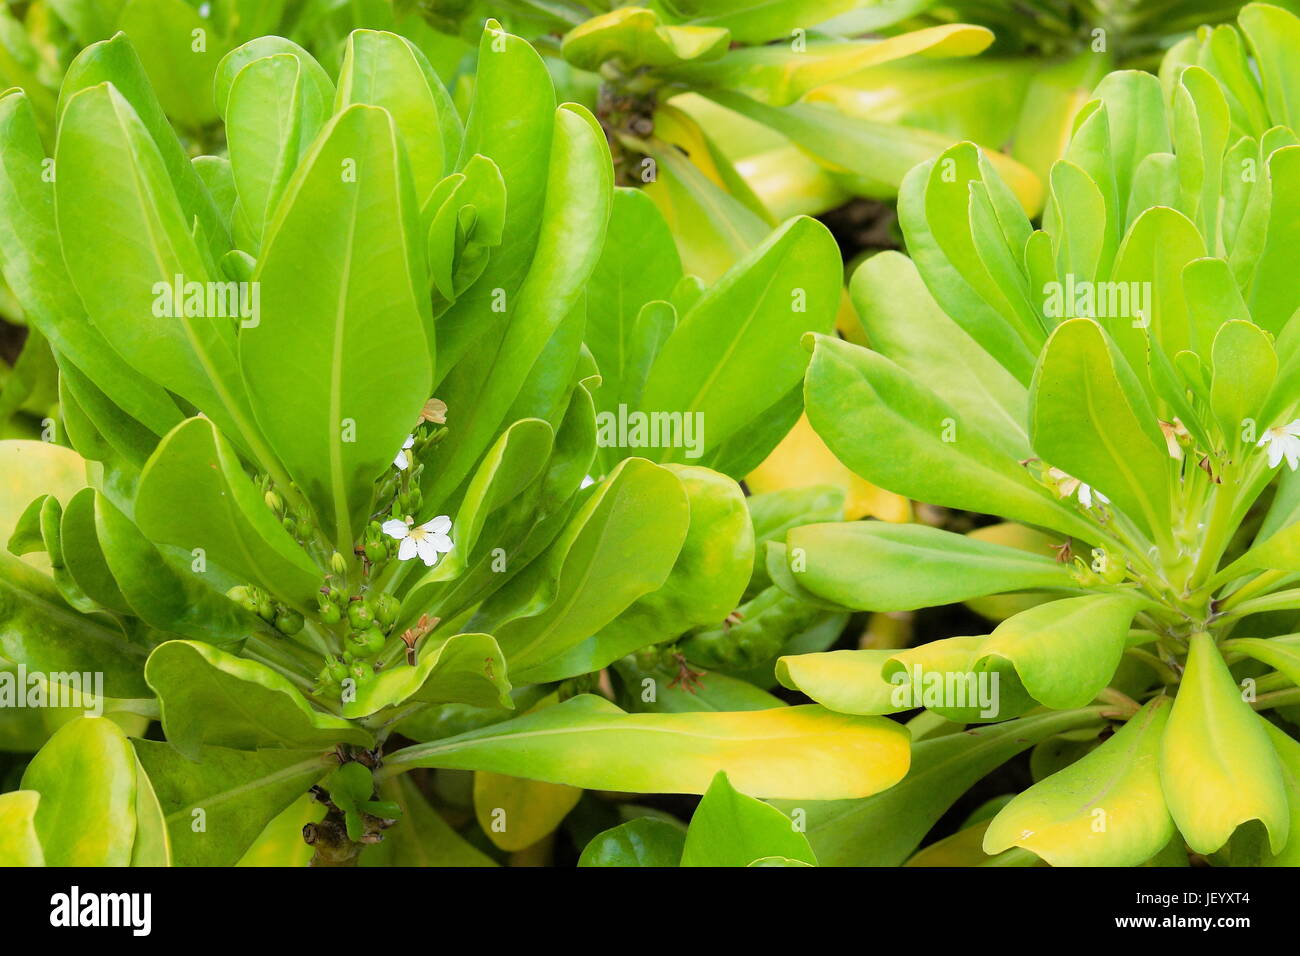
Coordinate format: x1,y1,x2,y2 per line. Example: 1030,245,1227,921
314,590,402,694
227,584,304,636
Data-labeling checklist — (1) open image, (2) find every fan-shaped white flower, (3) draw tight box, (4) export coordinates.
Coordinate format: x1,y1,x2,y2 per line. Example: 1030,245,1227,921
382,515,453,567
1258,420,1300,471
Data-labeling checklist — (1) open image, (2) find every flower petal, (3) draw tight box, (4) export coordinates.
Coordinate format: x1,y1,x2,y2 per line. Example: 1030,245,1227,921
415,537,439,566
398,537,418,561
425,514,452,535
382,518,410,541
427,533,453,553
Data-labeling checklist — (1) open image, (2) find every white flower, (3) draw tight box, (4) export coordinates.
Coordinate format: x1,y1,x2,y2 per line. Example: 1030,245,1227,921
393,434,415,471
1258,420,1300,470
382,515,453,567
1046,467,1108,509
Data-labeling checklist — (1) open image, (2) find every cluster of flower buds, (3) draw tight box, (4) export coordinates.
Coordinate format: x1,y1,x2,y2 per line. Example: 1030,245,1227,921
258,475,316,545
227,584,304,636
359,521,392,573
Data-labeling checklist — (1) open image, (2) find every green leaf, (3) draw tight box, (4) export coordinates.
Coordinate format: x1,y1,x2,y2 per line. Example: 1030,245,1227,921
1029,318,1173,540
134,417,322,610
243,103,432,551
638,216,838,459
1223,636,1300,689
340,632,512,719
680,770,815,866
984,696,1175,866
0,90,181,438
385,694,911,800
59,487,132,614
134,738,329,867
93,490,259,648
585,187,683,421
977,594,1143,709
336,29,462,208
561,6,729,72
222,53,315,245
850,251,1029,460
579,816,685,867
479,458,689,684
117,0,224,128
144,640,372,757
0,790,43,866
783,521,1077,612
1160,632,1288,854
540,464,752,679
55,81,247,437
434,21,555,378
130,752,172,866
772,708,1104,865
804,334,1093,540
428,101,611,504
21,716,137,866
668,0,860,45
668,25,992,107
0,550,151,698
60,32,229,255
1211,319,1277,444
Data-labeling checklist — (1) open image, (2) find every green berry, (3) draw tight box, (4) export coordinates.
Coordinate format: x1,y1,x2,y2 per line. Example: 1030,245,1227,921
349,660,374,683
348,627,386,659
347,602,375,629
274,609,304,635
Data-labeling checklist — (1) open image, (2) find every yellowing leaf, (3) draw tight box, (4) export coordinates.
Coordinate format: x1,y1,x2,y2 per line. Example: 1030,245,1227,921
1159,633,1289,855
984,697,1174,865
473,772,582,852
747,414,910,522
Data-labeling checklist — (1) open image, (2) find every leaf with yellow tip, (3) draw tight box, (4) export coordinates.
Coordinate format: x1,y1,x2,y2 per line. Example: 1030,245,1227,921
384,694,910,800
0,790,43,866
1160,633,1289,855
474,772,582,852
984,697,1174,866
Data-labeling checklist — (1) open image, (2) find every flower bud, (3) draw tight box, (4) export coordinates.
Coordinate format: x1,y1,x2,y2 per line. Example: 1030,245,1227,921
330,551,348,577
347,601,375,630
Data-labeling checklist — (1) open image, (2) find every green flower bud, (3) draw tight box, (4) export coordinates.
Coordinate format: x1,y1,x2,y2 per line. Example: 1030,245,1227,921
349,660,374,683
275,609,305,636
264,490,284,515
326,656,349,683
281,516,297,537
347,601,375,630
330,551,348,576
364,541,388,564
226,585,258,613
318,602,341,625
374,594,400,631
347,626,387,659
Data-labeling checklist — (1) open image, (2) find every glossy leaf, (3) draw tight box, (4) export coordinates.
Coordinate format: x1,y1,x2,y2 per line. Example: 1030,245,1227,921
1159,632,1288,854
144,640,371,757
680,771,815,866
984,697,1175,866
385,694,910,800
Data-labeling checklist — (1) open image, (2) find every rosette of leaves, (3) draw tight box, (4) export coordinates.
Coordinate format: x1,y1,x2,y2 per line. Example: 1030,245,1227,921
771,2,1300,866
0,20,912,867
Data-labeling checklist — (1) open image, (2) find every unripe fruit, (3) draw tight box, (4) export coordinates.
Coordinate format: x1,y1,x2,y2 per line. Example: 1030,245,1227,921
347,602,375,629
